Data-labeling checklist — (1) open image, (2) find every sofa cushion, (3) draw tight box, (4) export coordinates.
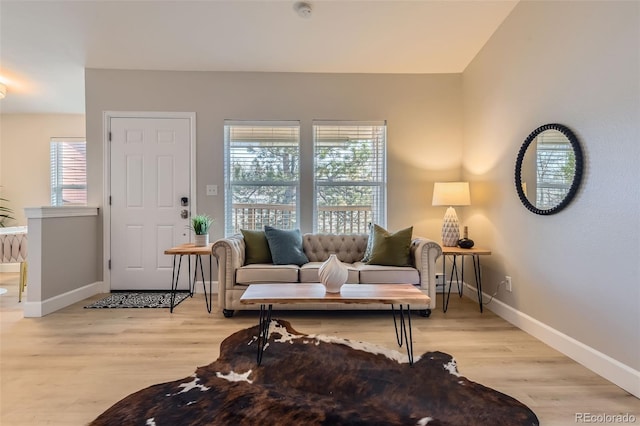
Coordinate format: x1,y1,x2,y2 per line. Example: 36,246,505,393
240,229,273,265
236,264,299,284
366,225,413,267
356,263,420,285
300,262,359,284
303,233,367,263
264,226,309,266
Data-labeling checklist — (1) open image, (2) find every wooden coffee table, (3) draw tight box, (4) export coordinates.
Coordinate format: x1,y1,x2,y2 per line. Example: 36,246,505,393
240,283,431,366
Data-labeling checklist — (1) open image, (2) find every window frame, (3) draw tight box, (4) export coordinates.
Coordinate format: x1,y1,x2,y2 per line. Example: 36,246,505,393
223,120,301,236
50,137,87,206
312,120,387,233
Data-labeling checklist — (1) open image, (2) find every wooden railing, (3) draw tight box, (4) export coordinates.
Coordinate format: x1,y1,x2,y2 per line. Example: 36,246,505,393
232,204,295,231
316,206,371,233
232,204,371,234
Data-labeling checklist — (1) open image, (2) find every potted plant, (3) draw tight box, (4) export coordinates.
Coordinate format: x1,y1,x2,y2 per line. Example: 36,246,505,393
0,196,14,227
189,214,214,246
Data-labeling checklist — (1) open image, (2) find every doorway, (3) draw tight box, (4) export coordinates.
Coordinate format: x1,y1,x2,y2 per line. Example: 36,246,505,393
105,112,196,290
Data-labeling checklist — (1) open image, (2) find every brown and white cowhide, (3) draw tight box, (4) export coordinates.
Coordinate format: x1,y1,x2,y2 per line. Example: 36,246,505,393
91,320,539,426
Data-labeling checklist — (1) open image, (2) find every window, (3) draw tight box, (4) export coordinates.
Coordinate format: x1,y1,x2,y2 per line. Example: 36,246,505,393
536,130,575,209
224,121,300,235
313,121,386,233
223,120,387,236
50,138,87,206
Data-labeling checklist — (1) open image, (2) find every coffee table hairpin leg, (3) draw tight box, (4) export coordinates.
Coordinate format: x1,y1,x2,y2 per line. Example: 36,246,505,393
256,304,273,366
391,304,415,365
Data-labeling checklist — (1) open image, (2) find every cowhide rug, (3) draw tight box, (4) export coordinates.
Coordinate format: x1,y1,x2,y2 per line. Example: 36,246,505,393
91,320,539,426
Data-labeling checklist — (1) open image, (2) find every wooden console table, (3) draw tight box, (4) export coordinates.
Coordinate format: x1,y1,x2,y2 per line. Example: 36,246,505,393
441,246,491,313
164,243,214,313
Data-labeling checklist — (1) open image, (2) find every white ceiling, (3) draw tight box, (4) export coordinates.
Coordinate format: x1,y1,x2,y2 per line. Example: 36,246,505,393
0,0,518,114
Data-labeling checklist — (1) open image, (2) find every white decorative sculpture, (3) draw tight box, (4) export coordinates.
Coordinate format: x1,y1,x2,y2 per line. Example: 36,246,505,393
318,254,348,293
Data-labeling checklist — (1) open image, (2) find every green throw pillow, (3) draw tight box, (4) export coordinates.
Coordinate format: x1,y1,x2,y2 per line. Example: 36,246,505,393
264,226,309,266
241,229,273,265
366,225,413,267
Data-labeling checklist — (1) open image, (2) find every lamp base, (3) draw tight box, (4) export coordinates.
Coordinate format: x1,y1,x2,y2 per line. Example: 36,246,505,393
441,207,460,247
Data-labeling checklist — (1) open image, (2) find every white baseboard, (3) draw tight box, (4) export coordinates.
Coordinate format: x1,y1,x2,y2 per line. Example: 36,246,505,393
0,264,20,273
192,280,219,295
460,283,640,398
23,281,104,318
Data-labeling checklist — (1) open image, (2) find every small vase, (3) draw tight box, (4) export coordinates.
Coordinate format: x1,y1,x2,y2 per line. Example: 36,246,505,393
458,226,474,248
194,234,209,247
318,254,348,293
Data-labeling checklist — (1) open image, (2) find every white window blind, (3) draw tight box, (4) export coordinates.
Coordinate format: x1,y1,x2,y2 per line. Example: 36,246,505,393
224,121,300,236
50,138,87,206
313,121,387,233
536,130,575,209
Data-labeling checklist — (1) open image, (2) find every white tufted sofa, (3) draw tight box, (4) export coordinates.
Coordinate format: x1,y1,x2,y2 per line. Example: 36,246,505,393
213,233,442,318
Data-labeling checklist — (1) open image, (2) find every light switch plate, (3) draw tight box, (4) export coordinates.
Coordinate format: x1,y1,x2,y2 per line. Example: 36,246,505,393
206,185,218,196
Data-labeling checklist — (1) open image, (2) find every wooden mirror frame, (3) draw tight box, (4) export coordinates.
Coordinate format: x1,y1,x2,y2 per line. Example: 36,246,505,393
515,123,584,215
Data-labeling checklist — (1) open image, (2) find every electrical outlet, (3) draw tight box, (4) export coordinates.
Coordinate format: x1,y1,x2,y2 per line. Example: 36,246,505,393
435,273,445,292
505,276,512,292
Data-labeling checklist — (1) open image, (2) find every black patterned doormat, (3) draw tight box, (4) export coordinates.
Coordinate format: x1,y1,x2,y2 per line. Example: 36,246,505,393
84,292,190,309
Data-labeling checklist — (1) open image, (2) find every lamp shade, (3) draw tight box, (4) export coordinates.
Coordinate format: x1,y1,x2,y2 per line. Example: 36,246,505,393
432,182,470,206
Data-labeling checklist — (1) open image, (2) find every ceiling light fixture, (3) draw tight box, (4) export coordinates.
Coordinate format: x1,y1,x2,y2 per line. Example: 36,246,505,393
294,1,313,18
0,83,6,99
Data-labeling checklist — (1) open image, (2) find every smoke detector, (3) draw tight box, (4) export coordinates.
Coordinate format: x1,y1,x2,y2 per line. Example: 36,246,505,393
294,1,313,18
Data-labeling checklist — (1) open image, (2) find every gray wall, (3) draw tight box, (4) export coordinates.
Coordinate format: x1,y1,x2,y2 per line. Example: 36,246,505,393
25,211,99,304
463,0,639,370
85,70,464,276
40,215,99,299
83,0,639,380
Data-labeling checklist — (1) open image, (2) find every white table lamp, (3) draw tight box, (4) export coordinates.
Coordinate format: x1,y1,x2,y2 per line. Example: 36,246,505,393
432,182,470,247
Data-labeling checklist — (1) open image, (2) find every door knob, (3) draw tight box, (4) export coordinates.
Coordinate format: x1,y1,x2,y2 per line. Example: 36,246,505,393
180,209,189,219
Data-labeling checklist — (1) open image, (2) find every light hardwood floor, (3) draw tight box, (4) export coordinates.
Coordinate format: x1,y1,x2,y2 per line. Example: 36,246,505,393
1,272,638,425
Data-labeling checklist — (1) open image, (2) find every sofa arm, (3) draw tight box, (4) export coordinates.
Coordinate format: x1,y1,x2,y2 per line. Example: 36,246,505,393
410,237,442,308
212,235,245,308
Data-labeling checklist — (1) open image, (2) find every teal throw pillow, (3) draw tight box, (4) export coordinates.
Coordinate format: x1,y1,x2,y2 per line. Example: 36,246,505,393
240,229,273,265
366,225,413,267
264,226,309,266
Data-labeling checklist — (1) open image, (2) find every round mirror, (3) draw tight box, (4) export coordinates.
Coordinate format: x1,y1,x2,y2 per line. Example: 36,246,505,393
515,123,584,215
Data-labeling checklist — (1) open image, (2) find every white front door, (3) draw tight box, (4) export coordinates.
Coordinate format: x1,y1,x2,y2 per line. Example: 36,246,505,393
109,116,193,290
